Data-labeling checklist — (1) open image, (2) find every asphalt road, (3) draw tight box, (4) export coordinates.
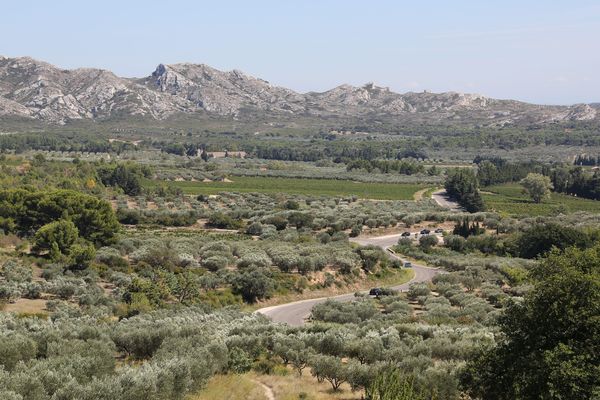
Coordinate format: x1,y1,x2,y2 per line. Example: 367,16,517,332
257,232,440,326
431,189,463,211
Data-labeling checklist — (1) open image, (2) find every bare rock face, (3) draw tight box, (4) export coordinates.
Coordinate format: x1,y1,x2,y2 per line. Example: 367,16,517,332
146,63,305,115
565,104,597,121
0,56,597,125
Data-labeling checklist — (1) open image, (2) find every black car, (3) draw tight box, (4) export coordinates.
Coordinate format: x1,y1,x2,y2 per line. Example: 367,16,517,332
420,229,431,235
369,288,383,296
401,231,411,237
434,228,444,233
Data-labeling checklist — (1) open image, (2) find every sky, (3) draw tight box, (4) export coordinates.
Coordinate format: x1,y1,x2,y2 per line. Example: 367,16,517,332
1,0,599,105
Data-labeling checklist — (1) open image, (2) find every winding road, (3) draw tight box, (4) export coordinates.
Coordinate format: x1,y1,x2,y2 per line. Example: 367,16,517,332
257,188,460,326
431,189,463,211
257,232,441,326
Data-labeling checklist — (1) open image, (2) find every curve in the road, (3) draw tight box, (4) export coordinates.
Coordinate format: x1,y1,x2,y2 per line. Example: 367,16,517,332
257,232,440,326
431,189,463,211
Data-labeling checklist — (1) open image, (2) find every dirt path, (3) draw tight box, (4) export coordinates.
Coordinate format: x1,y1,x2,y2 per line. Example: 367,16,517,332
413,187,433,201
253,380,275,400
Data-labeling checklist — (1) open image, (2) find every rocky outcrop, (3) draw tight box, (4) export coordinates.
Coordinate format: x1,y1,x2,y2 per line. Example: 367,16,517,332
0,56,597,125
145,63,305,115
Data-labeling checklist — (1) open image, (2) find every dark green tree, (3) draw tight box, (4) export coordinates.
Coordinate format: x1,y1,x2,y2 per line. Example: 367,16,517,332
67,240,96,270
461,245,600,399
445,168,485,212
230,268,274,303
419,234,438,251
33,219,79,257
513,223,590,259
0,189,119,245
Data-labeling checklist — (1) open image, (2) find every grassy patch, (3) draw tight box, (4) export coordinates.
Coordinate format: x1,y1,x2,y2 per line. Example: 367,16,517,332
192,370,364,400
188,374,268,400
482,183,600,216
255,369,363,400
145,176,425,200
421,186,440,199
2,298,48,315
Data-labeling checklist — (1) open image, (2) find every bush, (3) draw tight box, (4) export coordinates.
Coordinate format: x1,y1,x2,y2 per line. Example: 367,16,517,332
228,349,253,373
245,222,263,235
67,240,96,270
419,235,438,251
1,260,32,283
445,234,466,252
284,200,300,210
0,334,37,371
264,215,288,231
350,225,363,237
513,223,590,259
408,283,431,300
230,269,274,303
33,219,79,258
202,256,229,271
207,213,242,230
356,245,386,272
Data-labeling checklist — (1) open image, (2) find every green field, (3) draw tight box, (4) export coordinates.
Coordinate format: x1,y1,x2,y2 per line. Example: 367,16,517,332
482,184,600,216
147,176,426,200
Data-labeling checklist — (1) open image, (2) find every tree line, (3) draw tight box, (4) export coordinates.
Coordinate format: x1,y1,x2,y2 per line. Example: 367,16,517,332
444,168,485,212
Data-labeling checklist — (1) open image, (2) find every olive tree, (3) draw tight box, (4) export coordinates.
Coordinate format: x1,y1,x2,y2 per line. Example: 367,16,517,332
520,173,553,203
309,354,348,391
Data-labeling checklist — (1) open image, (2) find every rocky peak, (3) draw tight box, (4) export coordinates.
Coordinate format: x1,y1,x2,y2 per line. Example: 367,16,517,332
150,63,196,94
0,56,597,125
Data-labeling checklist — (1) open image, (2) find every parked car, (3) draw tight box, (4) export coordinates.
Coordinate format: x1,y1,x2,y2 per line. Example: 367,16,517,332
434,228,444,233
420,229,430,235
369,288,383,296
401,231,411,237
404,261,413,268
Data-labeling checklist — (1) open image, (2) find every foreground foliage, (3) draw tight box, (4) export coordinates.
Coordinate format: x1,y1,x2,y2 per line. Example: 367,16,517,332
461,245,600,400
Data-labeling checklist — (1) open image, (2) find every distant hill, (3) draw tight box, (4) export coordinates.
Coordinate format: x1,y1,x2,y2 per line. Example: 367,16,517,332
0,55,597,125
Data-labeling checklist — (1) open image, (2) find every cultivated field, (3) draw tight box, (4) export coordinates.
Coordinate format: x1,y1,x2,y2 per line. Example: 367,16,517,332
146,176,427,200
482,183,600,215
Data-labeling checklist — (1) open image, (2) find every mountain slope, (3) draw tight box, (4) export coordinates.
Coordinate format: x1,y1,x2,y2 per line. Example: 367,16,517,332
0,55,597,125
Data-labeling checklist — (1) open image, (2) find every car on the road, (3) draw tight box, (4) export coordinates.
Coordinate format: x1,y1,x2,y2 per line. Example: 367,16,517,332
404,261,412,268
420,229,430,235
434,228,444,233
369,288,383,296
401,231,411,237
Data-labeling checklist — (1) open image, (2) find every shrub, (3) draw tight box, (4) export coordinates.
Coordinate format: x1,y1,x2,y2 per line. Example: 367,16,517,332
444,234,466,252
33,219,79,258
67,240,96,271
419,235,438,251
202,256,229,271
264,215,288,231
350,225,363,237
408,283,431,300
207,213,242,230
1,260,32,283
0,334,37,371
230,269,274,303
245,222,263,235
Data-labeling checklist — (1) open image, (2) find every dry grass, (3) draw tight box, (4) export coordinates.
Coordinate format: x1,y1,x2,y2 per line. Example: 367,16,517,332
255,369,363,400
0,233,23,249
412,187,436,201
188,374,268,400
191,371,363,400
3,298,48,314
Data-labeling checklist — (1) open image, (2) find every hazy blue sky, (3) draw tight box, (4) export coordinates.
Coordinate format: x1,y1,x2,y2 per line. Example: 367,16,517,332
2,0,598,104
